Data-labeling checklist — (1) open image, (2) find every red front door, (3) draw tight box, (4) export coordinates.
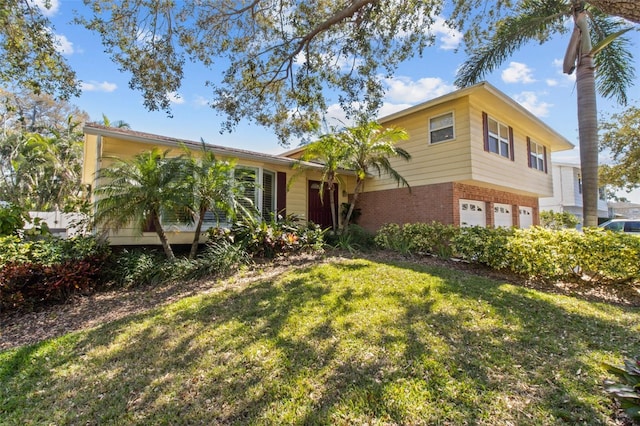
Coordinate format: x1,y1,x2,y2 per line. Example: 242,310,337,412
308,180,338,228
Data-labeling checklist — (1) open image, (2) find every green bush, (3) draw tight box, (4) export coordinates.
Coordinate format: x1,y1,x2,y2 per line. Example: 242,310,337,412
105,240,251,288
0,204,28,236
0,236,110,312
376,222,640,284
216,214,326,259
105,249,168,287
450,226,513,268
375,222,457,257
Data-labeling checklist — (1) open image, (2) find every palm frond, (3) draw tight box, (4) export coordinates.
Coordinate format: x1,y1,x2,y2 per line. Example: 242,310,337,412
455,1,569,87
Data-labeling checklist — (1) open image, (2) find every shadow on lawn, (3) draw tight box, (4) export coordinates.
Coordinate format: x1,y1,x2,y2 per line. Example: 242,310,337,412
1,258,638,425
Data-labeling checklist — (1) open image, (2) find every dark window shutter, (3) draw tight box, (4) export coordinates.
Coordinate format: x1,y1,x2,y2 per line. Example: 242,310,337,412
526,137,532,168
508,126,514,161
543,146,548,174
277,171,287,216
482,112,489,152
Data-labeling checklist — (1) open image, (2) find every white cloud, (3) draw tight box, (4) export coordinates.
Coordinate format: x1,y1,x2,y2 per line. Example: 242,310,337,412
30,0,60,16
53,33,73,55
193,95,209,107
502,62,536,84
430,17,463,50
513,91,552,117
167,92,185,105
80,81,117,93
553,58,576,83
546,79,558,87
383,76,454,104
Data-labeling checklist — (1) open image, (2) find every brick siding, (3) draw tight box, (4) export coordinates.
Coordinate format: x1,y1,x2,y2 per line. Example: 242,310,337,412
355,182,539,232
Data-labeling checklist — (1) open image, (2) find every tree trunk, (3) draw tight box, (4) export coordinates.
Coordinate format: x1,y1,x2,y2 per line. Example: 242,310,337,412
152,212,176,260
328,175,338,233
189,206,206,259
587,0,640,24
342,178,364,233
574,8,600,227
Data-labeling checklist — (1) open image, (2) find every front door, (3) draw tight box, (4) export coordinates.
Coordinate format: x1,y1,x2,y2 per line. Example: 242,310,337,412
308,180,338,228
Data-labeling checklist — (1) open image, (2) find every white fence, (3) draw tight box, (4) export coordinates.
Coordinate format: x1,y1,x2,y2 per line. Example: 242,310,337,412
26,211,89,238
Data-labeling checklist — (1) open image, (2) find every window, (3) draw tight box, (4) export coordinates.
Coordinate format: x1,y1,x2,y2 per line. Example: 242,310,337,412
429,112,454,143
234,167,277,222
482,112,513,160
528,139,546,172
262,170,275,220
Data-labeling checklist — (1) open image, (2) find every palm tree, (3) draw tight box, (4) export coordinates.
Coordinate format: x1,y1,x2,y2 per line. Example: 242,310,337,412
94,148,186,260
454,0,635,227
299,133,350,232
182,142,237,259
99,113,131,129
339,121,411,232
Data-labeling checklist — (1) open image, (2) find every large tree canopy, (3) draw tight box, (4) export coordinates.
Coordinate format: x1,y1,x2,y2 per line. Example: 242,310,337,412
599,106,640,193
1,1,638,144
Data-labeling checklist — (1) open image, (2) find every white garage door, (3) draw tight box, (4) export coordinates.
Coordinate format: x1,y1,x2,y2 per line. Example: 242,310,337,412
494,203,512,228
459,200,486,227
519,207,533,229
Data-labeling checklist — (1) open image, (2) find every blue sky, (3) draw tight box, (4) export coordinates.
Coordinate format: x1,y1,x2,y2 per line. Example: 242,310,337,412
42,0,640,201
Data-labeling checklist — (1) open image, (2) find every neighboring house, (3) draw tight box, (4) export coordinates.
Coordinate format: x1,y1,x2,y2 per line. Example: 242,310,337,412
539,162,609,225
286,82,573,231
608,202,640,219
82,124,354,246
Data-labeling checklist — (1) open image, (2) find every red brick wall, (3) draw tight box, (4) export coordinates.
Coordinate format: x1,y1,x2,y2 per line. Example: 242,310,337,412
355,182,539,232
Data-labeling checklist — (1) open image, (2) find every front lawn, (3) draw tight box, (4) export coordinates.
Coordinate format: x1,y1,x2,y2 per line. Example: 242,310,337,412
1,258,638,425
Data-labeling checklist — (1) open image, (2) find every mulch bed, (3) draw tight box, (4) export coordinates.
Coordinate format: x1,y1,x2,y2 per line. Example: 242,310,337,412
1,251,638,352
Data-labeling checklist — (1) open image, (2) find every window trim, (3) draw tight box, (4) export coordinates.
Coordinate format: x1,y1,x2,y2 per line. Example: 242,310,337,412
429,111,455,144
482,112,514,161
527,137,547,173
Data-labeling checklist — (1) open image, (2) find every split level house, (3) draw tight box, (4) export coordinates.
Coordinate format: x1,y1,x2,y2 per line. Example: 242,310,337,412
82,82,574,246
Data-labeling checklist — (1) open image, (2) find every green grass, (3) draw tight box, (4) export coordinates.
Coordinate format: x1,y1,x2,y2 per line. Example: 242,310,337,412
1,258,639,425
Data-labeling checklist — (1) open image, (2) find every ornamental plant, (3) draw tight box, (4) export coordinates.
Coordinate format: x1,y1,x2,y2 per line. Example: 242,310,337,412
602,357,640,421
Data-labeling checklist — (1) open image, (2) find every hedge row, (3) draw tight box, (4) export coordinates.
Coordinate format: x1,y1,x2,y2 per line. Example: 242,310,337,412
0,236,110,312
375,223,640,284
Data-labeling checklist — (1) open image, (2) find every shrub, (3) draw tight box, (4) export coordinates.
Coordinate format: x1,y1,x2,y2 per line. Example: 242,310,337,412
602,356,640,422
450,226,513,267
0,204,28,236
104,249,168,287
375,222,457,257
540,210,580,229
0,236,110,312
377,222,640,284
217,213,326,259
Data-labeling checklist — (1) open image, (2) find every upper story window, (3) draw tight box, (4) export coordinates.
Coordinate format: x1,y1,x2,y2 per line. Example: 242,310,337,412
482,112,514,160
429,112,454,144
528,139,546,172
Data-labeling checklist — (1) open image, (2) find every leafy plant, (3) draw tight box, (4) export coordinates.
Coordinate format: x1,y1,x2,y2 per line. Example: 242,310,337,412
540,210,580,230
228,213,325,259
0,204,28,236
602,357,640,421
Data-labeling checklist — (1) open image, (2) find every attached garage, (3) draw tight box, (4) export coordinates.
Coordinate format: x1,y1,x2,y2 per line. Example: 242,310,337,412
459,200,486,227
519,207,533,228
493,203,512,228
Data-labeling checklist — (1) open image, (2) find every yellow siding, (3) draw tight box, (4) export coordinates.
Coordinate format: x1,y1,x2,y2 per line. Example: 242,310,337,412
92,134,317,245
82,134,98,186
365,97,473,192
370,91,555,197
468,96,553,197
